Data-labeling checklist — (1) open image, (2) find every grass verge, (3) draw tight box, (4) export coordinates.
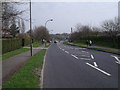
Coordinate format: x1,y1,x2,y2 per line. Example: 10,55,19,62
2,48,30,60
64,42,120,55
3,49,46,88
32,42,43,47
45,43,51,48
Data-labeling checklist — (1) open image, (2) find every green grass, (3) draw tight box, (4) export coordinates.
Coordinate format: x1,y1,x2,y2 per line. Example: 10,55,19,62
2,48,30,60
3,49,46,88
45,43,51,47
64,42,120,55
32,42,43,47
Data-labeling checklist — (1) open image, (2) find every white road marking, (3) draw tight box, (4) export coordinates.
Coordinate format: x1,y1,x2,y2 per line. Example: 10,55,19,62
65,51,69,54
93,62,98,67
81,51,86,52
80,58,91,60
82,48,86,49
86,63,111,76
81,51,89,53
111,55,120,62
78,48,86,50
62,49,64,51
71,54,79,59
115,61,120,64
91,55,94,59
80,55,90,57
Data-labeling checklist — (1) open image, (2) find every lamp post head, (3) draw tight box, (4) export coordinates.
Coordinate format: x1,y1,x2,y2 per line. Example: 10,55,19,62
50,19,53,21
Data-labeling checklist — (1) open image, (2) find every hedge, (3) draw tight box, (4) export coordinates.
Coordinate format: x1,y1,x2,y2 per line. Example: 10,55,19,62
72,36,120,49
2,38,30,54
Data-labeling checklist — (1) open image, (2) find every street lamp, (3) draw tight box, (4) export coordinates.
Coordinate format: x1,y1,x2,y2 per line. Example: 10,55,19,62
45,19,53,28
29,0,32,56
44,19,53,46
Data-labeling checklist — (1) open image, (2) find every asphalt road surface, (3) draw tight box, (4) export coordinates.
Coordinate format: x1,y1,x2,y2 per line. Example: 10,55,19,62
43,42,119,88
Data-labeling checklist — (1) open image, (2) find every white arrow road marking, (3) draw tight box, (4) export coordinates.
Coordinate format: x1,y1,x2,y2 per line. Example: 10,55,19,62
111,55,120,64
93,62,98,67
86,63,111,76
91,55,94,59
71,54,79,59
65,51,69,54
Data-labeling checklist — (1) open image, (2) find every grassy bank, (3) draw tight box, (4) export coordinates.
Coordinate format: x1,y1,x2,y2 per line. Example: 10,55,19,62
3,49,46,88
64,42,120,55
2,48,30,60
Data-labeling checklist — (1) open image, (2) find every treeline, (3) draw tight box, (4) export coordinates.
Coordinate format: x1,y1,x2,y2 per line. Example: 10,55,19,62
69,17,120,49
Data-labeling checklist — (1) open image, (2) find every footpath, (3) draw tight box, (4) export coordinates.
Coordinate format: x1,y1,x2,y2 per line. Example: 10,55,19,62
2,45,45,85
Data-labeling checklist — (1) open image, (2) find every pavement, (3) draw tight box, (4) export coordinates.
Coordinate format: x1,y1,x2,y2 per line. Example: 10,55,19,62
43,42,119,88
2,46,45,85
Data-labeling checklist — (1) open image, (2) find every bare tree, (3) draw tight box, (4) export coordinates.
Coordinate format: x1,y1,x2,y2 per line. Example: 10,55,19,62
2,2,26,37
102,17,119,36
92,27,101,36
101,17,120,47
75,24,92,38
33,26,50,42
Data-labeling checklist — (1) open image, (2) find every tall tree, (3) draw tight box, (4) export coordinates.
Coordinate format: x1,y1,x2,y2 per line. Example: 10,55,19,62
101,17,120,47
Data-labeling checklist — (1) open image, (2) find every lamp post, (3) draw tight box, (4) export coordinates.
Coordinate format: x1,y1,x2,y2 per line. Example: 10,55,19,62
29,0,32,56
45,19,53,28
50,30,54,42
44,19,53,46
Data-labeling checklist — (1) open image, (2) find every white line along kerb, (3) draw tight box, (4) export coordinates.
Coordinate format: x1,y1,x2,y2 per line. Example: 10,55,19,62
86,63,111,76
71,54,79,59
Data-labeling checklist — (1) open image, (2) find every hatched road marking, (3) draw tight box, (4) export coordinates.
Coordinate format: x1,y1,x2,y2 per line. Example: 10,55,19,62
71,54,79,59
86,63,111,76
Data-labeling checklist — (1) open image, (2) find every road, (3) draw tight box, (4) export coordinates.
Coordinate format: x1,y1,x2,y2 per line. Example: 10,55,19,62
42,42,119,88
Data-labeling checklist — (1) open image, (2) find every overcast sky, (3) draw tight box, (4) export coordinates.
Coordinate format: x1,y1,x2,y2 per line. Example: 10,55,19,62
22,2,118,34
